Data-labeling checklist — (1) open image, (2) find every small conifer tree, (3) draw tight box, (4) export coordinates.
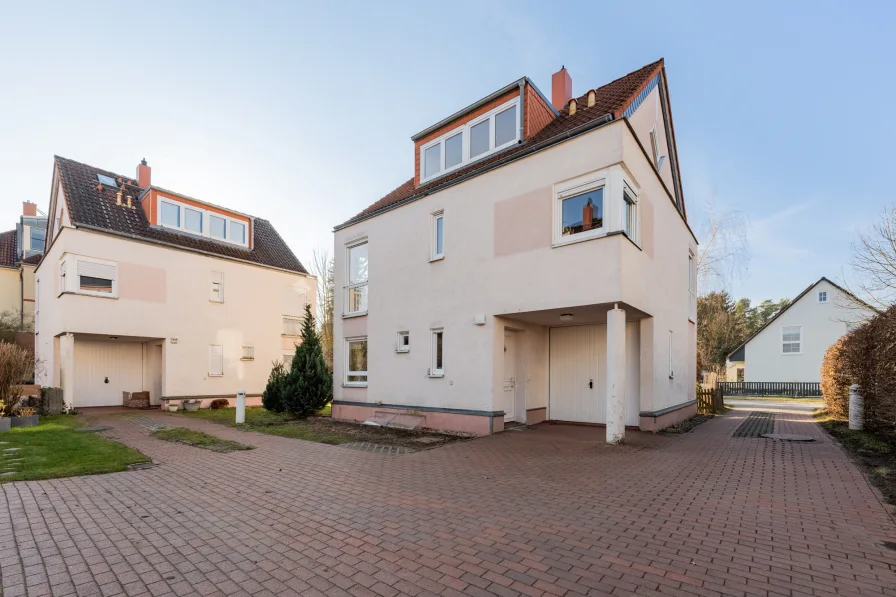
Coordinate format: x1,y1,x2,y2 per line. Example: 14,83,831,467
284,303,332,417
261,360,287,413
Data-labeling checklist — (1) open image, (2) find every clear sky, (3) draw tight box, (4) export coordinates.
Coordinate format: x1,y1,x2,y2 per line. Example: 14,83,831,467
1,1,892,303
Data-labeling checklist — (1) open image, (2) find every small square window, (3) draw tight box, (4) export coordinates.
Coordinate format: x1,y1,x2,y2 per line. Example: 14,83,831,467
241,346,254,361
282,315,302,336
230,220,246,244
210,272,224,302
160,201,180,228
818,291,827,303
561,187,603,237
397,331,410,353
96,174,118,188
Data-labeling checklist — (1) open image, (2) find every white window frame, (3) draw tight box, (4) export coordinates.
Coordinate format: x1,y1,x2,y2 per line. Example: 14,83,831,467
156,195,249,248
208,345,224,377
622,182,639,244
210,271,224,303
344,238,368,317
35,278,39,332
61,254,119,298
429,328,444,377
241,346,255,361
553,173,608,247
282,315,302,337
396,331,410,353
418,97,521,184
818,291,828,303
431,210,444,261
781,326,802,355
344,336,368,386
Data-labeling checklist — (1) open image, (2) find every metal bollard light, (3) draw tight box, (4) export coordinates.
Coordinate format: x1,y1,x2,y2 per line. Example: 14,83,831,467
236,388,246,424
849,384,863,431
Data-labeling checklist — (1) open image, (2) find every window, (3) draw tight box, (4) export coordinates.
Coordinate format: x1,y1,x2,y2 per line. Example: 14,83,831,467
560,186,604,237
668,330,674,379
157,196,249,247
283,315,302,336
96,174,118,188
59,261,66,293
210,272,224,303
282,352,294,369
208,345,224,376
241,346,254,361
72,258,117,298
345,240,368,315
649,126,665,172
623,185,638,242
35,279,39,331
30,227,46,252
419,98,521,183
431,211,444,260
818,291,828,303
782,326,801,354
345,337,368,385
736,368,744,382
430,329,444,376
397,331,410,353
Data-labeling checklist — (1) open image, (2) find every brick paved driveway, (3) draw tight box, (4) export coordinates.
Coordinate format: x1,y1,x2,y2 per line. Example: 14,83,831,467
2,406,895,597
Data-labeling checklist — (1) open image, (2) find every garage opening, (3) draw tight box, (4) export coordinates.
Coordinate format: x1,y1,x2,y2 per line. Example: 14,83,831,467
72,336,164,408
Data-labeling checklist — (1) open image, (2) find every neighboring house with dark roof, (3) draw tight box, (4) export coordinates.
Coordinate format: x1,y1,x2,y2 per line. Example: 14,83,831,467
332,59,698,438
726,277,876,383
0,202,48,331
35,157,315,410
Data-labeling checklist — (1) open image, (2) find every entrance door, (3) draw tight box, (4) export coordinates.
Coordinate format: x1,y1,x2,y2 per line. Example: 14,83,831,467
502,331,517,422
549,325,603,423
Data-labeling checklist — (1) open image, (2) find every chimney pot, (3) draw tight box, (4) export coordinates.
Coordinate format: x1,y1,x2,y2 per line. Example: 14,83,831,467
551,66,573,110
137,159,151,188
22,201,37,217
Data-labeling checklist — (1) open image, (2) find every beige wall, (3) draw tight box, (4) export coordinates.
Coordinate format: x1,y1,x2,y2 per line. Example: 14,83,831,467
35,227,315,403
333,119,696,416
627,85,676,193
0,268,19,316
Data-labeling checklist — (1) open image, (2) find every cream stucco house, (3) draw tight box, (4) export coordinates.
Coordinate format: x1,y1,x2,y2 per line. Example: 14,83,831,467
35,156,315,410
332,59,698,437
726,278,875,383
0,202,47,335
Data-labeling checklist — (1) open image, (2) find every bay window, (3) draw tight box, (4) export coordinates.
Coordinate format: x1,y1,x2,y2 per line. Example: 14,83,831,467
552,166,641,248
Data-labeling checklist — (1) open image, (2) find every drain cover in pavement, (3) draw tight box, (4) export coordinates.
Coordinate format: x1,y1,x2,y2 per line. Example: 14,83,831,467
127,462,157,470
75,426,113,432
733,411,775,437
762,434,815,442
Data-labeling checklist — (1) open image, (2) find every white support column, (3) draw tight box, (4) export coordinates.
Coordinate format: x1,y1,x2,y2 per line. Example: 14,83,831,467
606,305,626,444
59,333,75,410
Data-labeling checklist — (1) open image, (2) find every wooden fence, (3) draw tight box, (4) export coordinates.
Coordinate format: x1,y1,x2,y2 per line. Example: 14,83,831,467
717,381,821,398
697,388,724,414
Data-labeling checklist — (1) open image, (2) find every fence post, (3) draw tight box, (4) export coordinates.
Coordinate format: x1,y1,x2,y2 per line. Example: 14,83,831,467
849,384,863,431
236,388,246,425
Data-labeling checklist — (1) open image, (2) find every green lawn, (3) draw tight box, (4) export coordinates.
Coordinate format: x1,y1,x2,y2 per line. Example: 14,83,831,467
177,405,349,445
151,428,253,453
0,416,149,483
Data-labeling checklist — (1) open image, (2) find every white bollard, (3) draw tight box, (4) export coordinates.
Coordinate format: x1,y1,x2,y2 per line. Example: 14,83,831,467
236,388,246,425
849,384,863,431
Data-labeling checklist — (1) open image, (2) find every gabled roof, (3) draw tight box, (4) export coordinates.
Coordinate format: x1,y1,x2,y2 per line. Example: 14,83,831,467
726,277,877,360
338,59,672,230
51,156,308,275
0,230,17,269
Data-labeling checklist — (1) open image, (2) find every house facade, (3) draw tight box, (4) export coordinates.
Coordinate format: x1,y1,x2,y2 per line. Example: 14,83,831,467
35,157,315,410
726,278,875,383
332,60,698,437
0,202,47,335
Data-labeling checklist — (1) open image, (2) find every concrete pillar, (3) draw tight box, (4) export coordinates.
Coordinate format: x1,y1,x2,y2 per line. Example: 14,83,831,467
59,333,75,410
606,306,626,444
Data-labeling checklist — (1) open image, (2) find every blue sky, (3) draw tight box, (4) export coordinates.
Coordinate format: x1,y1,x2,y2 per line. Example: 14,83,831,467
0,0,892,303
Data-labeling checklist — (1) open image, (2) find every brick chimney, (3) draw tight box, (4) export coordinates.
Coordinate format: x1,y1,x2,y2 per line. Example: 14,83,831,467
552,66,572,110
136,158,151,188
22,201,37,217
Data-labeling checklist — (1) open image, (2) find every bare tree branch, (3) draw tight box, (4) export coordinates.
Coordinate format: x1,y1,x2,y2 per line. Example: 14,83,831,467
309,248,335,370
695,198,750,294
845,203,896,310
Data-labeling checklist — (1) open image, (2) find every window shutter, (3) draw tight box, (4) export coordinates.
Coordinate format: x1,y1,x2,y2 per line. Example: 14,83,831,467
209,345,224,376
77,260,116,280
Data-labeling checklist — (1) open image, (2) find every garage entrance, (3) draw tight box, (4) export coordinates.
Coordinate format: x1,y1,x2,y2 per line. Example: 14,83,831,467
73,338,162,407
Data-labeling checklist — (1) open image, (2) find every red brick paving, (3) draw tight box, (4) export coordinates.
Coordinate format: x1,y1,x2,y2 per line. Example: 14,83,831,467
1,406,895,597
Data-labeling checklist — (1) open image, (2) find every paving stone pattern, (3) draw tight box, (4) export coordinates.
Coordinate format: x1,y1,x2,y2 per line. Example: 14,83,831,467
732,411,776,438
341,442,416,455
1,408,895,596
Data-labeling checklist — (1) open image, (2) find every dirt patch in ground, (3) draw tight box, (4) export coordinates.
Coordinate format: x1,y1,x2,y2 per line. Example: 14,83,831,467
300,417,472,449
661,414,716,435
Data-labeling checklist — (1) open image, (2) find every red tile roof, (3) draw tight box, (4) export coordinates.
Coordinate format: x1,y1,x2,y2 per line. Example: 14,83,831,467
0,230,17,269
339,59,667,229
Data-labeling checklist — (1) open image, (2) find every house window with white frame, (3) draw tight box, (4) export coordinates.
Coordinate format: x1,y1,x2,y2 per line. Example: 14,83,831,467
345,240,368,316
61,256,117,298
282,315,302,336
650,126,666,172
431,211,444,260
419,98,520,184
396,331,410,353
345,337,368,385
241,346,254,361
210,272,224,302
559,185,604,239
782,326,801,354
818,291,827,303
623,184,638,242
157,196,249,248
208,345,224,376
430,329,444,376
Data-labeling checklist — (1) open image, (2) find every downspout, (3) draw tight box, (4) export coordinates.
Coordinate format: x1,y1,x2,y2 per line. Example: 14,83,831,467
517,80,526,142
19,267,23,330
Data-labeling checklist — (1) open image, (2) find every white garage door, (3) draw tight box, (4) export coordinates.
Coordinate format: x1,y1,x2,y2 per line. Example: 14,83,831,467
549,323,640,426
74,340,144,407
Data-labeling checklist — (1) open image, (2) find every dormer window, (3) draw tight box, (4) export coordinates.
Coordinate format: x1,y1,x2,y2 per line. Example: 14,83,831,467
419,98,520,184
157,196,249,248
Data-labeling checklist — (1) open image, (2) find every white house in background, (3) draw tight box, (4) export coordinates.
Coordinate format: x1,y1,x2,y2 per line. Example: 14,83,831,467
332,59,698,437
35,156,316,410
726,277,876,383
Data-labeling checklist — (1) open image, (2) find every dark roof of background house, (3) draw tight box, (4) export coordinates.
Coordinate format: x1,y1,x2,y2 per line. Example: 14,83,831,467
21,254,42,265
0,230,17,269
53,156,308,274
339,59,666,229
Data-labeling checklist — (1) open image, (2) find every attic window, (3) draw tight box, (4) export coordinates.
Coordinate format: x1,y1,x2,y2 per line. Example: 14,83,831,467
157,195,249,248
96,174,118,188
419,97,520,184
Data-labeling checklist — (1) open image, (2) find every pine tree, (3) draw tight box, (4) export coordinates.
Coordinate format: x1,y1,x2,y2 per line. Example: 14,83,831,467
261,360,287,413
283,303,332,418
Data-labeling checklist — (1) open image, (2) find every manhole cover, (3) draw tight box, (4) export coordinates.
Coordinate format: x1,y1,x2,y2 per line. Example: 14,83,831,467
127,462,157,470
761,434,815,442
75,426,113,432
